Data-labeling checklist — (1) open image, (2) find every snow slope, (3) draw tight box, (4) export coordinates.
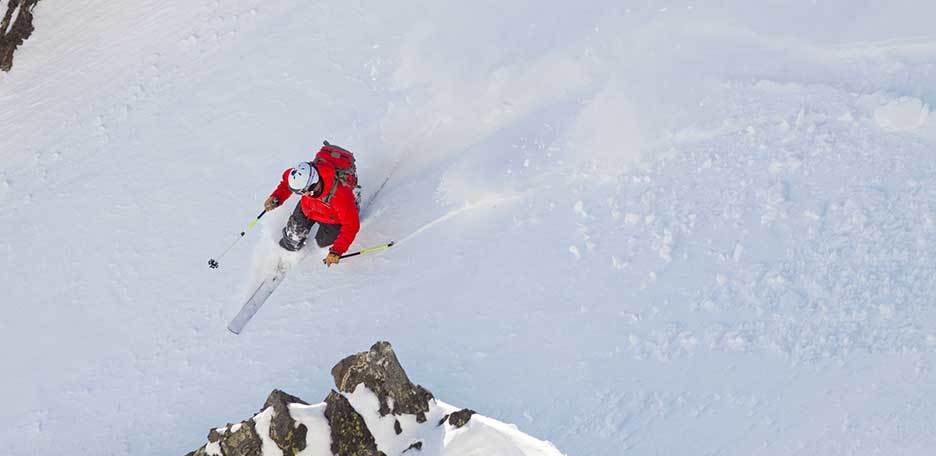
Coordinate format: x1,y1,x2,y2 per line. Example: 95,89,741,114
2,1,936,455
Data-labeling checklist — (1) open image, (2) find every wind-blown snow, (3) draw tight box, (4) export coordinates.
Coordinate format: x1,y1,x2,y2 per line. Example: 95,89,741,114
3,1,936,455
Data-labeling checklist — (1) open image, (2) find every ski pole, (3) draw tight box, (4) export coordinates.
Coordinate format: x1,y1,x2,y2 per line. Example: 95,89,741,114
208,209,267,269
339,241,395,260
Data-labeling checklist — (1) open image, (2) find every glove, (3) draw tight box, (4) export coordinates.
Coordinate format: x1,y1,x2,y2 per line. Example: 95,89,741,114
264,196,280,211
323,252,341,267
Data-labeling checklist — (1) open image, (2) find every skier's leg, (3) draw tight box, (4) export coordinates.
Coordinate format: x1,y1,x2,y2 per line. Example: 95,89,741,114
279,203,316,251
314,223,341,248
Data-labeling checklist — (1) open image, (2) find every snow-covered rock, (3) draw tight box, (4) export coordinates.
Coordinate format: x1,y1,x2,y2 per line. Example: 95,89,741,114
184,342,564,456
332,341,435,423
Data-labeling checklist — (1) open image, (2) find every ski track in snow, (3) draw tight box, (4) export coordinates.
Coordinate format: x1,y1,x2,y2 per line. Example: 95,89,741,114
3,1,936,455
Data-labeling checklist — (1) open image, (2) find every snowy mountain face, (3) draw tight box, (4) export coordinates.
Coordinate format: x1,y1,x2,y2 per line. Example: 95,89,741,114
3,1,936,455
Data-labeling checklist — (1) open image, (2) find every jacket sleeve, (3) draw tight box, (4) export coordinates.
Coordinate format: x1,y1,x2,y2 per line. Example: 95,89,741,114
270,169,294,206
329,191,360,255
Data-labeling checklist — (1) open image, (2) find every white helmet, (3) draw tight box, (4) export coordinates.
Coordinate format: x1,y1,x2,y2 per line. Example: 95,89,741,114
287,162,319,194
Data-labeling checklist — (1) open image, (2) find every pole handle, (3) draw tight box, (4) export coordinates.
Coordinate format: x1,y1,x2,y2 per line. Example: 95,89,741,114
241,209,267,235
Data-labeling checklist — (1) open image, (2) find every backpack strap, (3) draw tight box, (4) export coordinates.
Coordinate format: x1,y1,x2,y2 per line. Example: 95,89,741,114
323,172,340,204
309,157,337,204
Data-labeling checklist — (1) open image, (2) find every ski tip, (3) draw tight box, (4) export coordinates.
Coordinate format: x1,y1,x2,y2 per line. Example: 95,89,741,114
226,325,241,335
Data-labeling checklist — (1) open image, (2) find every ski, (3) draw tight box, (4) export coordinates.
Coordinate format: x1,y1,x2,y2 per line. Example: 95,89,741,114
227,259,294,334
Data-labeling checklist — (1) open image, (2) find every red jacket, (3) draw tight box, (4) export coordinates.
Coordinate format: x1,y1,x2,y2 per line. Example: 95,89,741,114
270,163,360,255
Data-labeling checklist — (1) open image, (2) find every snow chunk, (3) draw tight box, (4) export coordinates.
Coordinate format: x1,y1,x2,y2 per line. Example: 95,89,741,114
731,242,744,262
878,304,895,320
658,229,673,263
874,97,929,132
573,201,588,218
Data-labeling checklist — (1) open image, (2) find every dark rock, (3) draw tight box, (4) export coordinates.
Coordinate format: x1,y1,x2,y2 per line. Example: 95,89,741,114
331,341,434,422
413,386,433,423
403,441,423,453
262,389,309,454
394,419,402,435
219,420,263,456
448,409,476,428
0,0,40,72
438,414,448,426
324,390,385,456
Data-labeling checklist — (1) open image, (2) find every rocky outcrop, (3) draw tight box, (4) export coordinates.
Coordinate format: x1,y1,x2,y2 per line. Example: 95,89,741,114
0,0,40,72
438,409,476,428
324,390,385,456
262,389,309,453
332,341,434,422
186,420,262,456
185,390,311,456
218,421,263,456
184,341,473,456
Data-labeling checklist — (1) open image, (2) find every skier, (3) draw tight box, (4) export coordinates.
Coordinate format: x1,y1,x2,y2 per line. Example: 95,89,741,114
264,144,360,267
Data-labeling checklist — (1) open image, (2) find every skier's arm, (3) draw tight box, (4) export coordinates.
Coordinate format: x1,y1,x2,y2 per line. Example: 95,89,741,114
269,169,294,207
329,193,360,256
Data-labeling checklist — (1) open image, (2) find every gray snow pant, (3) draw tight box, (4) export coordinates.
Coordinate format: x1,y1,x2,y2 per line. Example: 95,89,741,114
279,203,341,252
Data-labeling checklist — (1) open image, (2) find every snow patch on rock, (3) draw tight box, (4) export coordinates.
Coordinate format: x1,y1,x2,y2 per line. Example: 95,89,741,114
252,407,283,456
288,403,332,456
